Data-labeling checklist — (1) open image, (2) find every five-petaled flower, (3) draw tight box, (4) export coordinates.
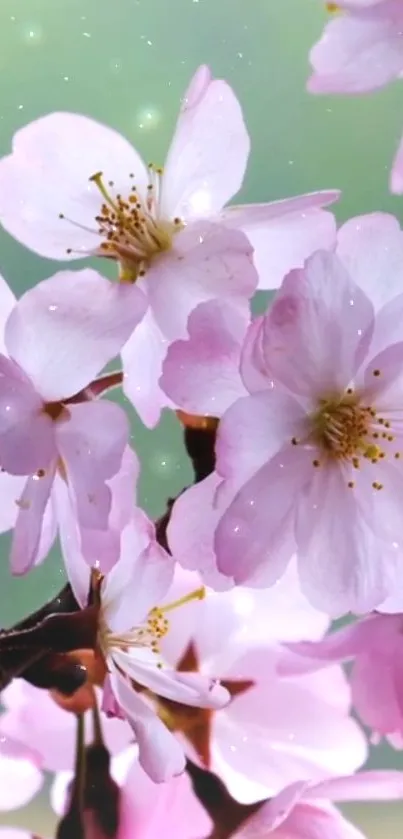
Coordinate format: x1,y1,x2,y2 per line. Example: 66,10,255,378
168,214,403,615
0,65,338,425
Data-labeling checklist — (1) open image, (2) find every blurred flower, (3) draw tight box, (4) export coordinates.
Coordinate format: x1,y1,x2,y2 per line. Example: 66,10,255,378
232,770,403,838
282,610,403,749
157,564,367,804
308,0,403,95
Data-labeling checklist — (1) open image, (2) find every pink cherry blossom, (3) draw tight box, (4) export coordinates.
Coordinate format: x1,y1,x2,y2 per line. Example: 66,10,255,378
0,749,42,812
308,1,403,95
64,512,230,783
0,66,338,425
282,611,403,749
116,759,212,839
157,565,366,804
0,679,134,774
51,748,212,839
0,268,143,574
168,214,403,614
233,770,403,838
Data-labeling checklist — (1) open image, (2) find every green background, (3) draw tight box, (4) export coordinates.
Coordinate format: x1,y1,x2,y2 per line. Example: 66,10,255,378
0,0,402,834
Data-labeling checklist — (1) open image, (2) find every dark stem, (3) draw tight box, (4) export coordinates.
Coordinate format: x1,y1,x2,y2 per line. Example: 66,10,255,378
56,714,86,839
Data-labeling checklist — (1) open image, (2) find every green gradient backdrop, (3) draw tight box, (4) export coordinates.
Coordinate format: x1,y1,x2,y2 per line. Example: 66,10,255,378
0,0,402,834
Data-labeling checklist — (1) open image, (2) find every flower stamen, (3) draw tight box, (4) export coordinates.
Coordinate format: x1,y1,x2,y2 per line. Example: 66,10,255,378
99,587,206,660
85,168,183,281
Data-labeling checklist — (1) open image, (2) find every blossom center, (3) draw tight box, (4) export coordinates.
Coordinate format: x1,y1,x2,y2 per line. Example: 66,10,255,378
89,167,183,281
295,372,403,489
99,586,205,664
310,392,380,463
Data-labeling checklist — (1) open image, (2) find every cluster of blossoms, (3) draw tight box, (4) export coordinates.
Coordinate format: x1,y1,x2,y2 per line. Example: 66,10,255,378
1,20,403,837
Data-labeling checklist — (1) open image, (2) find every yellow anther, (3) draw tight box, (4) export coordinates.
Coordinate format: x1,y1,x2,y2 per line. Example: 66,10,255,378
363,444,381,461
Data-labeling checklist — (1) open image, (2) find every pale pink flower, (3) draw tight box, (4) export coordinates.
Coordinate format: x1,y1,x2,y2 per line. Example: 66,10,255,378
156,564,366,804
113,759,212,839
308,1,403,95
51,751,212,839
168,213,403,615
0,66,338,425
0,268,143,574
233,770,403,839
0,748,42,811
0,679,141,837
282,611,403,749
65,513,230,783
0,679,134,775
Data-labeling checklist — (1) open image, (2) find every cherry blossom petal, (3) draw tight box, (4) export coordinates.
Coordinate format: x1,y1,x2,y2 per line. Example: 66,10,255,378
350,650,403,737
0,473,25,533
103,517,175,633
6,270,146,401
110,670,186,782
146,221,257,341
336,213,403,312
296,466,394,615
362,339,403,408
233,781,308,835
167,473,234,590
262,250,374,398
160,300,248,416
161,68,250,219
214,651,366,802
112,647,229,708
280,801,366,839
56,400,129,533
0,112,149,260
216,389,307,484
308,5,403,95
0,355,55,475
311,770,403,802
32,492,57,567
118,758,212,839
215,445,313,586
52,475,91,607
0,754,42,810
239,316,270,394
56,446,139,601
391,130,403,193
10,467,55,575
0,275,15,356
281,620,375,676
121,309,174,428
222,193,338,289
